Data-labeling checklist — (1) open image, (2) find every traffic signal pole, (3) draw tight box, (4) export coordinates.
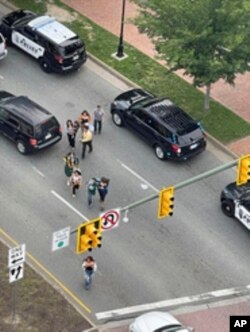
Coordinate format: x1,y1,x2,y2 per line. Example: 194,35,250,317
71,159,239,235
120,159,238,213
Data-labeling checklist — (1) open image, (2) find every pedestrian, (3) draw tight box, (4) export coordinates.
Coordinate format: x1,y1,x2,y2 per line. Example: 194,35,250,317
78,110,91,131
64,152,79,186
82,256,97,290
93,105,104,134
86,177,100,208
70,169,82,197
73,120,80,136
80,124,93,159
97,177,110,211
65,119,76,149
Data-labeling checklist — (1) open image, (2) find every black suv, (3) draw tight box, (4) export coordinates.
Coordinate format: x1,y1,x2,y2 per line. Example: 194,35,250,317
0,10,87,73
0,90,62,154
111,89,206,160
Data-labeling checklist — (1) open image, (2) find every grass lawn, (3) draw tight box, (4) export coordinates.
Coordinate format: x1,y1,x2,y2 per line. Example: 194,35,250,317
0,242,92,331
10,0,250,144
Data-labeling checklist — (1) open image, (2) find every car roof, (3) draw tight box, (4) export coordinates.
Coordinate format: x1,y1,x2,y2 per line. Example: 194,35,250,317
2,96,52,125
28,16,76,45
144,98,198,134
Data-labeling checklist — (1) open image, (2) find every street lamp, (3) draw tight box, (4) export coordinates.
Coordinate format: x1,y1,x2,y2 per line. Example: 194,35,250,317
116,0,127,58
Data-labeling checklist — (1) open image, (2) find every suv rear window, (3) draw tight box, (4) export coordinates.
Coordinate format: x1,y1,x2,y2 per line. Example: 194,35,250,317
60,39,84,55
34,117,58,137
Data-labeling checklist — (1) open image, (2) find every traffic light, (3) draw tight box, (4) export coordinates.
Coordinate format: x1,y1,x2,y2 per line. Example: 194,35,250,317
236,155,250,186
158,186,175,219
76,218,102,254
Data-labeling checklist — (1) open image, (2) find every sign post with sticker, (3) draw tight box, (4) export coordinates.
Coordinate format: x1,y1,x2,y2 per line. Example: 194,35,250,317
100,209,120,231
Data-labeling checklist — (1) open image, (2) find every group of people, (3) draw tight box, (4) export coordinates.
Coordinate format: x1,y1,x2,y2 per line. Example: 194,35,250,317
63,106,106,290
63,151,110,210
65,105,104,159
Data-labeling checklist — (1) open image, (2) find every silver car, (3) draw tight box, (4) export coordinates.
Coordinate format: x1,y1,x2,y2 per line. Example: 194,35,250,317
0,32,7,60
129,311,194,332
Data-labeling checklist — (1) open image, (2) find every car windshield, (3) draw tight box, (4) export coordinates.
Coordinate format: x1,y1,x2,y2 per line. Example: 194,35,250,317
60,38,84,55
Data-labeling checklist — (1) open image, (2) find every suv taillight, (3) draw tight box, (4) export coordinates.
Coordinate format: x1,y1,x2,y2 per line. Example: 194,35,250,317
59,126,62,133
4,41,7,49
172,144,181,154
29,138,37,146
54,55,64,64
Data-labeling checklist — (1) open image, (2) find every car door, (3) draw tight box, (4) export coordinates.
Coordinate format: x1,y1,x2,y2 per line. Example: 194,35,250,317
125,108,154,141
234,201,250,230
0,109,20,141
11,26,44,59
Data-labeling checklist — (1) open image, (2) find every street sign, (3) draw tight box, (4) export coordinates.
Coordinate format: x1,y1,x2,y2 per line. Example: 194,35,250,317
52,227,70,251
9,263,24,283
100,209,120,231
8,244,26,268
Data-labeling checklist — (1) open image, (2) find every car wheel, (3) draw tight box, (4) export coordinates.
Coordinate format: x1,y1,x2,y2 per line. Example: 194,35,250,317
155,144,166,160
112,112,123,127
221,200,235,217
39,58,52,73
16,140,28,155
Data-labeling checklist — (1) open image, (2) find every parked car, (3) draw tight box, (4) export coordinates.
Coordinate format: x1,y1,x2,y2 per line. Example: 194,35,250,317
111,89,206,161
0,32,7,60
0,9,87,73
0,90,62,154
220,182,250,230
129,311,194,332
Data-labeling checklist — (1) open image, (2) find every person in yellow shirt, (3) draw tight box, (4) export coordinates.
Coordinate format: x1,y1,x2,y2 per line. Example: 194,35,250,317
80,124,93,159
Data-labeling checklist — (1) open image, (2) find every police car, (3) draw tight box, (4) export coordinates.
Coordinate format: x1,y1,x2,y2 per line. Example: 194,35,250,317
0,10,87,73
220,182,250,230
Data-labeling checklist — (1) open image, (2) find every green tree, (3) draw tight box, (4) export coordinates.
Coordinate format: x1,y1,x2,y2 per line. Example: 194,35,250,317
132,0,250,111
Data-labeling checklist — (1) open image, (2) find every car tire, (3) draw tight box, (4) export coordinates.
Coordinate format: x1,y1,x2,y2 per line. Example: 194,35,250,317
39,58,52,73
154,144,166,160
112,111,124,127
221,200,235,217
16,140,28,155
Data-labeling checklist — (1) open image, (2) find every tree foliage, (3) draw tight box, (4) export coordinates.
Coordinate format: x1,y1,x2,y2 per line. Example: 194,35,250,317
132,0,250,110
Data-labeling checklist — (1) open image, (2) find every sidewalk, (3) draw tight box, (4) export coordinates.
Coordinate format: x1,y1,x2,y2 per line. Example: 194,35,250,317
63,0,250,156
98,296,250,332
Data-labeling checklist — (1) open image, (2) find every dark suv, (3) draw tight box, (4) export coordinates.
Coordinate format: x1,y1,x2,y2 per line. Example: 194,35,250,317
0,90,62,154
111,89,206,160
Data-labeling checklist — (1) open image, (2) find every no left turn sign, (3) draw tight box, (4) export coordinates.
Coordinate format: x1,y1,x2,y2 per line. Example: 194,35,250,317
100,209,120,231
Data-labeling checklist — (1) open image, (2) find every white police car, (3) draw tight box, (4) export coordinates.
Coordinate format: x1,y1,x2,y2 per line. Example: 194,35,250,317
0,10,87,73
220,182,250,230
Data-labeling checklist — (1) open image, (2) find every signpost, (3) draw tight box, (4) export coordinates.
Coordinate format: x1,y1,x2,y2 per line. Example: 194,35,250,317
100,209,120,231
8,244,25,283
8,244,26,321
52,227,70,251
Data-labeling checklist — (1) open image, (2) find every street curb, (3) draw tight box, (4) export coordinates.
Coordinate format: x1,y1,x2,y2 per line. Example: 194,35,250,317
0,0,16,10
96,294,250,331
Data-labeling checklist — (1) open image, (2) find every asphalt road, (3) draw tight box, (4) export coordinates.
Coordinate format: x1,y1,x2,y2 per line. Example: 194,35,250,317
0,12,249,324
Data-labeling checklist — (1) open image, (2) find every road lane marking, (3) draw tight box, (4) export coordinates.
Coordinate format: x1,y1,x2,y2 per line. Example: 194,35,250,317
51,190,88,221
0,228,94,319
96,285,250,320
31,165,45,177
117,159,159,192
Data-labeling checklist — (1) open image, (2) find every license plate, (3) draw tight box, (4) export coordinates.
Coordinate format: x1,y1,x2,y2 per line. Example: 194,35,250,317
190,143,198,150
45,133,52,140
73,54,79,61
